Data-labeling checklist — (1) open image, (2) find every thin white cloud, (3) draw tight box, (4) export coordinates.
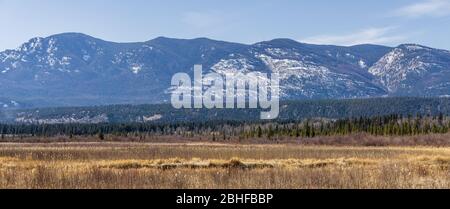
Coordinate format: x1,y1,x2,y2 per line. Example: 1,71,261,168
394,0,450,18
301,27,406,46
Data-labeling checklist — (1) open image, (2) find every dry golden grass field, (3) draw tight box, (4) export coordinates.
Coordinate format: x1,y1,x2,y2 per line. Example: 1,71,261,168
0,142,448,189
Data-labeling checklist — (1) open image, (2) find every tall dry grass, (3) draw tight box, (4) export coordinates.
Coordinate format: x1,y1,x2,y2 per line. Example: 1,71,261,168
0,142,448,189
3,133,450,146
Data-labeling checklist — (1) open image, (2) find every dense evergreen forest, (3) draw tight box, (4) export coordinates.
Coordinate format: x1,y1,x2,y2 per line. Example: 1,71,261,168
1,114,450,140
2,97,450,141
2,97,450,123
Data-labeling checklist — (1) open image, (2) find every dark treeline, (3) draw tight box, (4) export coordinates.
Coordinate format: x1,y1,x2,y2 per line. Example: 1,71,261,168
1,113,450,140
5,97,450,124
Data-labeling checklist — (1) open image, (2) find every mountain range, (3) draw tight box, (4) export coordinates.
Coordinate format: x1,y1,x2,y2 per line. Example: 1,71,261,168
1,33,450,108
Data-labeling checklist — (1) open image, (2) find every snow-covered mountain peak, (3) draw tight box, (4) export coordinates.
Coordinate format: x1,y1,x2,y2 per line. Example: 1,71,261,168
369,45,450,94
1,33,450,107
17,37,44,53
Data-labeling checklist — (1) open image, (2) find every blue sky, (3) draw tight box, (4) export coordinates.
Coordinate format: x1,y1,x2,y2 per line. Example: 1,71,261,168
0,0,449,50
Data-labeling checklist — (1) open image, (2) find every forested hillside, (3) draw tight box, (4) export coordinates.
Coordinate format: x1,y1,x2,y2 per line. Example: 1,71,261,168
2,97,450,124
2,113,450,145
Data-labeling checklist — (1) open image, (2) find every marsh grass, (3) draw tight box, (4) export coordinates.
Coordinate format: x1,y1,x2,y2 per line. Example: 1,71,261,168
0,142,448,189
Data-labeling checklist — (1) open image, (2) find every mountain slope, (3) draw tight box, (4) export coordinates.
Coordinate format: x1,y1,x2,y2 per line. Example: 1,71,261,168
3,97,450,124
369,44,450,95
1,33,450,108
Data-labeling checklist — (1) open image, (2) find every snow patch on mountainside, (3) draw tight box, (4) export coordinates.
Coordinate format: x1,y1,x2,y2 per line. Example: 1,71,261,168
142,114,162,122
369,48,406,91
257,54,331,80
17,37,44,53
404,44,431,52
264,48,301,58
369,47,437,92
358,60,367,68
15,113,108,124
131,64,143,74
0,100,19,109
211,58,255,75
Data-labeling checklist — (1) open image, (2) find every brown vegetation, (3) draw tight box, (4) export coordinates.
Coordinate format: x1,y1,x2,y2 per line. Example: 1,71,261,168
3,133,450,147
0,141,448,189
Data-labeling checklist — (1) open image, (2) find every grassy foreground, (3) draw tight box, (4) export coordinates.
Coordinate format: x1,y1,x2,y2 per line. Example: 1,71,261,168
0,142,448,189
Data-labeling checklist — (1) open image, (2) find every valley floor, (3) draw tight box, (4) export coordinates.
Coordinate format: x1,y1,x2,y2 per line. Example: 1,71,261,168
0,142,448,189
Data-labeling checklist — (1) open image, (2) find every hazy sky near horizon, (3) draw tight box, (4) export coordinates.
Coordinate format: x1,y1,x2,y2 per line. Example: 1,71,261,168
0,0,449,50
